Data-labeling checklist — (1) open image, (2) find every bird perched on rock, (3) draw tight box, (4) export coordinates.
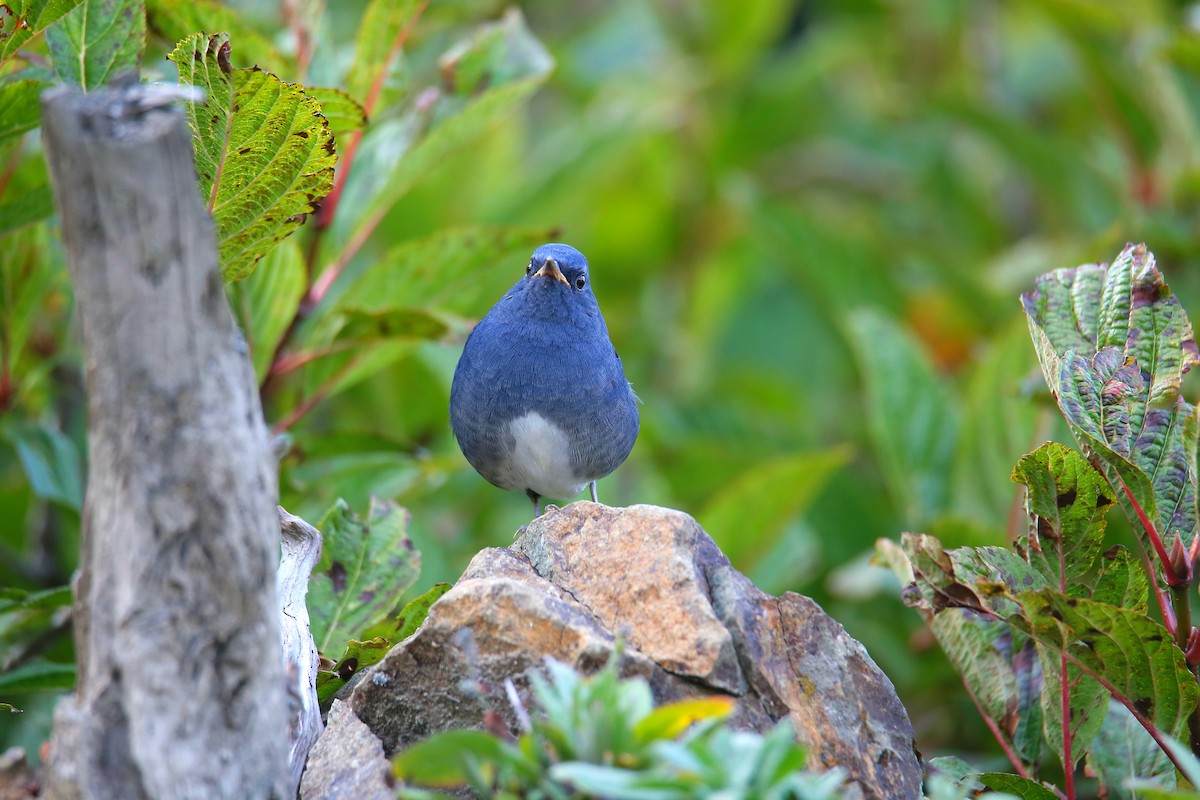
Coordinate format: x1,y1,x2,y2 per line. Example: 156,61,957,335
450,243,639,516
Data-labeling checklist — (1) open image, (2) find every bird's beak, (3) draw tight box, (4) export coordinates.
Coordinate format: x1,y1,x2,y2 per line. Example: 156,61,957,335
535,258,570,287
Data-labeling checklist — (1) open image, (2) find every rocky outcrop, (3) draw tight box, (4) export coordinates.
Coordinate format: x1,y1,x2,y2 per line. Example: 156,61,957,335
302,503,921,800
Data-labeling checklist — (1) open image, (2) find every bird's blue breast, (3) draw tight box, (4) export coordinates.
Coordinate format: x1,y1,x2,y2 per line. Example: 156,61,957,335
449,276,639,500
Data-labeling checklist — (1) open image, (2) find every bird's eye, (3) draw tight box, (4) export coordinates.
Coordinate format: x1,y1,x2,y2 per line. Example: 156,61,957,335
526,261,536,275
574,276,586,290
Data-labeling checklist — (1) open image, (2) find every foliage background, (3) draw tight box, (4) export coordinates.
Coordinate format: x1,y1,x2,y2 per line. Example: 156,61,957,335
5,0,1200,776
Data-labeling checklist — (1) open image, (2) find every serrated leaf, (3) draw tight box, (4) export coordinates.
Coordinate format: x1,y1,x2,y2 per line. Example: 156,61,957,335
1034,629,1108,773
228,236,305,383
308,497,419,656
0,183,54,235
1019,591,1198,745
0,660,74,692
169,32,335,281
0,79,45,141
145,0,281,68
1010,442,1115,587
698,447,849,566
306,86,366,140
1090,546,1148,614
1088,700,1174,799
847,308,957,526
340,9,553,246
978,772,1061,800
929,610,1037,762
900,528,1186,771
0,0,85,66
1022,244,1200,564
46,0,144,91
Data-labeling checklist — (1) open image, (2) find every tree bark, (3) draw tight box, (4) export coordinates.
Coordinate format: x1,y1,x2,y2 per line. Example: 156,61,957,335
40,81,290,799
278,508,324,795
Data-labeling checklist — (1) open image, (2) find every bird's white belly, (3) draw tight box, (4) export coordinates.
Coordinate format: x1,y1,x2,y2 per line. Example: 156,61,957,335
496,412,587,500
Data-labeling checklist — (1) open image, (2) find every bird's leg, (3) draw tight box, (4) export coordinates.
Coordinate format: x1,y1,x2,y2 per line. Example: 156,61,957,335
589,481,598,503
527,488,542,517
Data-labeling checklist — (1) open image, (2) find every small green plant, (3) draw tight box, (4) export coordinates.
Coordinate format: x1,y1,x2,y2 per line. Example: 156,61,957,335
880,243,1200,798
392,656,846,800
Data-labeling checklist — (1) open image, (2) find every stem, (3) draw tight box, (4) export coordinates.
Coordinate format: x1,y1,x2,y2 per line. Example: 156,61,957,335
1143,548,1177,635
964,602,1196,780
962,679,1034,780
1119,480,1176,583
313,0,429,232
270,354,366,434
262,1,429,393
281,0,312,80
1170,582,1200,754
1060,649,1075,800
0,137,25,199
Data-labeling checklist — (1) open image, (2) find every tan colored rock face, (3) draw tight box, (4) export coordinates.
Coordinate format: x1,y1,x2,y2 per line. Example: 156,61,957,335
513,503,745,693
308,503,921,800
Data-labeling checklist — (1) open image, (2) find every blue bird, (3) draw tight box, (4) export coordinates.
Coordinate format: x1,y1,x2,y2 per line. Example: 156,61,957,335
450,243,639,516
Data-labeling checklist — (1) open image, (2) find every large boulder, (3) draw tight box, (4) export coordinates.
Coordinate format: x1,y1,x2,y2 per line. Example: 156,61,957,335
302,503,921,800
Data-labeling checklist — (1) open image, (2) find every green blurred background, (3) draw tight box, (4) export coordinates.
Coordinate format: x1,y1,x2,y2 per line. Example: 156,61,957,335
7,0,1200,772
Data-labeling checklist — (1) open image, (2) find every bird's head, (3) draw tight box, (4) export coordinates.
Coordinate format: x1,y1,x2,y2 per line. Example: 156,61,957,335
526,243,590,293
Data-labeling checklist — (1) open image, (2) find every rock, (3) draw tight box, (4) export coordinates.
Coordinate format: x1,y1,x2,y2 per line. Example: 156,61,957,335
0,748,40,800
299,701,392,800
304,503,920,800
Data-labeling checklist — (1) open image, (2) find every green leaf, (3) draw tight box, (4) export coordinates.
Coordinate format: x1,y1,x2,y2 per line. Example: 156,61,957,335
345,0,420,108
331,224,558,318
0,585,71,615
1,419,84,509
847,308,958,526
1019,591,1198,745
307,86,367,141
308,497,419,656
1010,442,1115,587
697,447,850,566
1088,700,1174,799
1033,626,1108,773
228,236,305,383
928,610,1040,765
0,703,18,712
145,0,282,68
0,0,85,67
169,32,335,281
0,79,45,142
0,660,74,692
1022,244,1200,563
315,635,392,707
898,529,1191,769
339,9,553,245
335,308,450,345
46,0,144,91
393,729,514,788
978,772,1061,800
633,697,734,744
362,582,452,643
0,183,54,235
